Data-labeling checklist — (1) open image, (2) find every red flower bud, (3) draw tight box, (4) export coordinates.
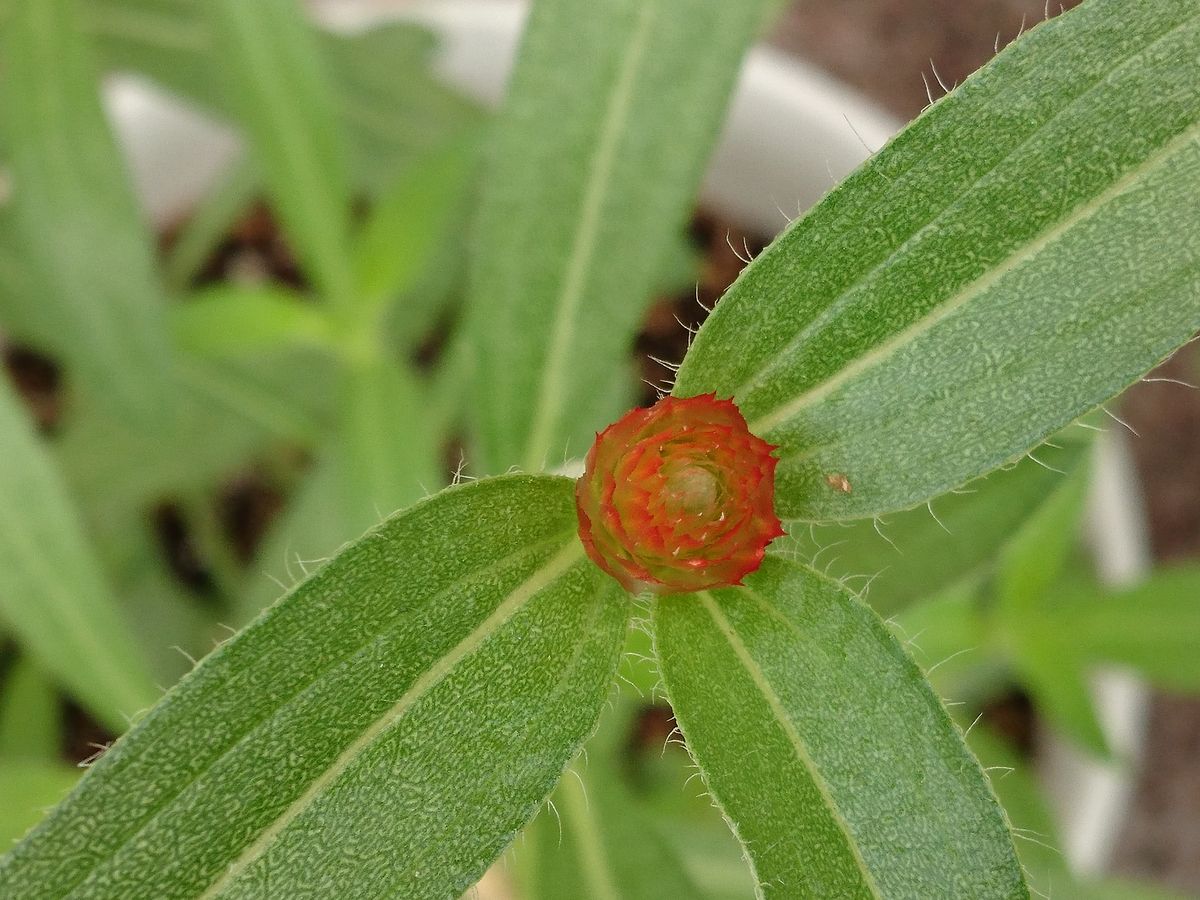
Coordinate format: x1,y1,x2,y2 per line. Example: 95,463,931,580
575,393,785,594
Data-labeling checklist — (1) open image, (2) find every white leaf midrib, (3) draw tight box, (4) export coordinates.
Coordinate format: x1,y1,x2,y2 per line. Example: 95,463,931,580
721,10,1199,413
749,116,1200,438
200,538,585,897
520,2,658,473
697,590,884,899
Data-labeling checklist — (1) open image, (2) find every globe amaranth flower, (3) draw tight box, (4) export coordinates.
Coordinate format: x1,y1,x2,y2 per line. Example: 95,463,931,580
575,393,785,594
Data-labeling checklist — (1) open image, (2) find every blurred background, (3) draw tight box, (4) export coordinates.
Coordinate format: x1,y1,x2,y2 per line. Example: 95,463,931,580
0,0,1197,896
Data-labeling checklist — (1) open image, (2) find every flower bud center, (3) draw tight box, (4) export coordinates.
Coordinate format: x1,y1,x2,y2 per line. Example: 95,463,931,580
666,464,720,515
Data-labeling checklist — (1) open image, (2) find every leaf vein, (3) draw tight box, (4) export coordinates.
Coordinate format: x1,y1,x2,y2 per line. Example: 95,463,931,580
730,10,1199,420
750,116,1200,438
697,590,884,899
521,2,658,471
200,539,586,897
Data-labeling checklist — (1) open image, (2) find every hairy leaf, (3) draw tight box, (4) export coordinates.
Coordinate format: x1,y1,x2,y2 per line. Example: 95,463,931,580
0,477,628,898
675,0,1200,521
469,0,777,474
655,557,1027,898
785,432,1092,615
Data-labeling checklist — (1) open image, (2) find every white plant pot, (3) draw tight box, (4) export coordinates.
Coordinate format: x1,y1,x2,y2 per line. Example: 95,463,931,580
106,0,1151,884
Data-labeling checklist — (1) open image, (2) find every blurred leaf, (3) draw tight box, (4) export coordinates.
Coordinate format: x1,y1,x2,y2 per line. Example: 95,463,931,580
0,762,79,848
517,667,750,900
427,332,473,451
86,514,223,689
996,458,1091,619
0,658,58,761
354,135,479,311
57,348,333,527
996,461,1110,757
336,358,442,527
520,696,705,900
85,0,226,110
890,576,1008,705
200,0,355,308
172,285,335,356
0,0,171,422
0,477,627,898
969,728,1188,900
653,230,704,297
469,0,778,474
1050,566,1200,693
87,4,481,193
674,0,1200,521
322,24,483,196
0,378,159,733
237,356,441,623
785,431,1092,616
655,557,1026,898
236,452,348,623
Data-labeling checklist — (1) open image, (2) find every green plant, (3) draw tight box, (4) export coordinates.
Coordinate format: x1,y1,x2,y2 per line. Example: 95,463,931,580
0,0,1198,897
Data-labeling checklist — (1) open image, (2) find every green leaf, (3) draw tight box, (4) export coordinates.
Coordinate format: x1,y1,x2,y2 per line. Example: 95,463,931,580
0,378,159,734
172,285,336,356
0,0,170,423
86,1,481,211
235,357,442,623
785,431,1092,616
86,0,481,167
57,348,333,527
0,476,628,898
966,728,1064,890
890,577,1007,705
84,0,226,111
1048,566,1200,693
518,690,707,900
335,359,443,525
320,24,483,196
469,0,777,474
0,762,79,848
968,728,1187,900
200,0,355,308
354,135,479,311
655,556,1027,898
522,758,703,900
674,0,1200,521
996,456,1091,618
0,658,59,761
996,460,1111,756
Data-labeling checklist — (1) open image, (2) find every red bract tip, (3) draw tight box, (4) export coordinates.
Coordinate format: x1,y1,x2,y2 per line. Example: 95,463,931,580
575,393,784,594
